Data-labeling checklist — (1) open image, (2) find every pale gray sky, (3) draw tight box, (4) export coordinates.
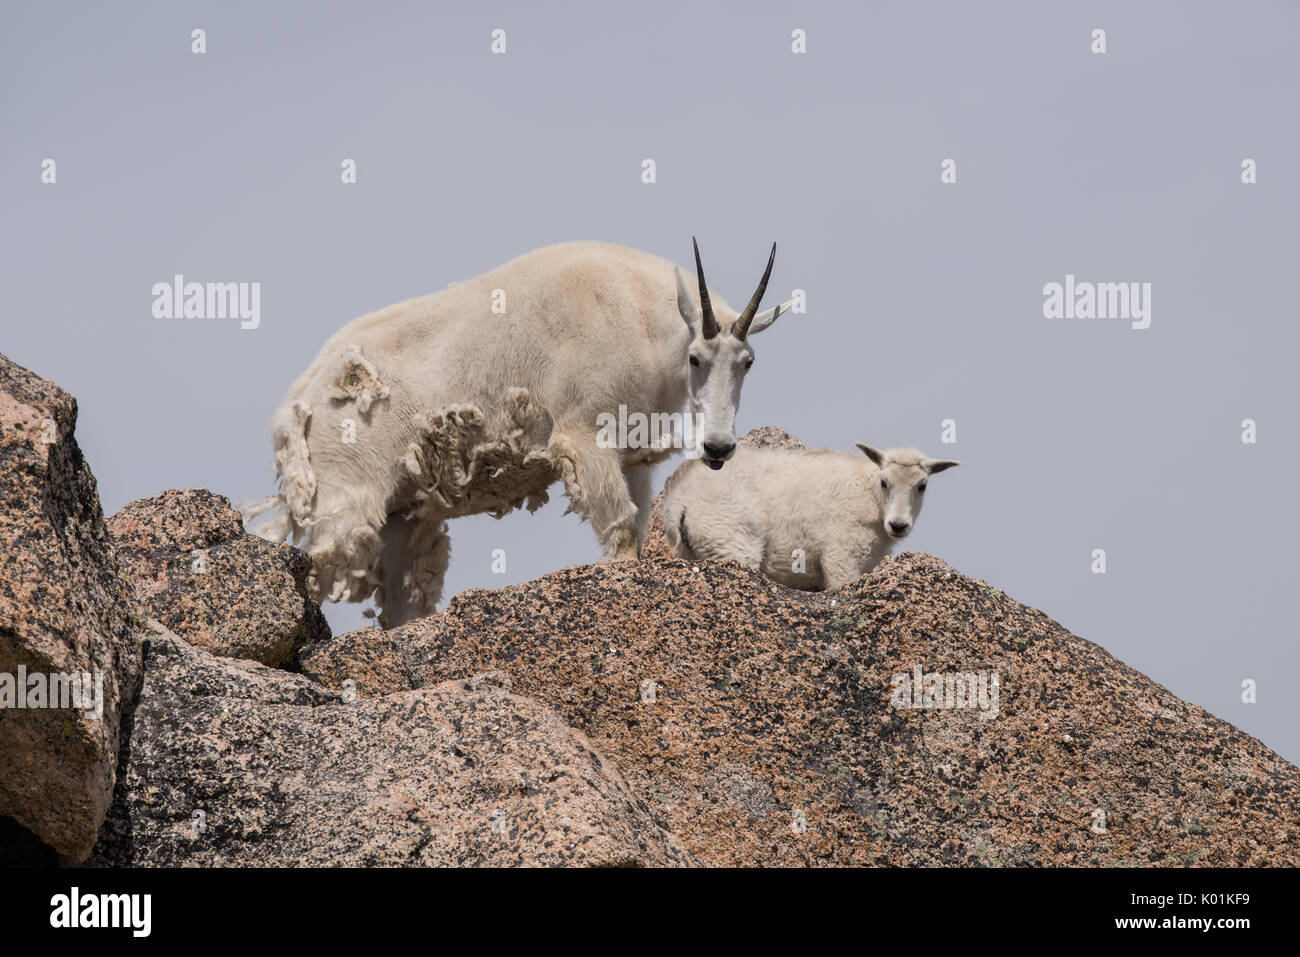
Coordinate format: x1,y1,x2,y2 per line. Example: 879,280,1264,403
3,1,1297,761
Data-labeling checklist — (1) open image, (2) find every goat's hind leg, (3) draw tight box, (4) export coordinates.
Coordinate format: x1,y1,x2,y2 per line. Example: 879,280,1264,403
302,479,385,607
376,511,451,628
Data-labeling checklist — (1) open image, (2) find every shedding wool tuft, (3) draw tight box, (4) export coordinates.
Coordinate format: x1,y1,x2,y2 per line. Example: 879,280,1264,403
328,344,390,414
403,388,557,521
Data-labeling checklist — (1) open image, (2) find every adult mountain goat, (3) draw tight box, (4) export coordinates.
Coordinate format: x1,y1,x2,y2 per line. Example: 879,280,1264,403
663,442,959,590
243,240,795,626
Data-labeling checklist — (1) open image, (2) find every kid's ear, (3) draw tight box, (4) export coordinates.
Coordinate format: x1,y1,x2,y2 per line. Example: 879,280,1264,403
854,442,885,467
923,458,961,474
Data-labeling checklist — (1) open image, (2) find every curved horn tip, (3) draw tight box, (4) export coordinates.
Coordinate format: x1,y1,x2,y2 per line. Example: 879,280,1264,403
691,236,719,339
732,241,779,339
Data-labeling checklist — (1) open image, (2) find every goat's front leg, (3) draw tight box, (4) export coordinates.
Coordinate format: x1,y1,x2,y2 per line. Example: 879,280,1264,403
552,432,639,560
820,540,869,591
623,462,655,547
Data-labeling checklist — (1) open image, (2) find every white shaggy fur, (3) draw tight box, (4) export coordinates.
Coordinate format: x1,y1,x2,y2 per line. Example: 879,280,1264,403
662,442,959,590
243,240,793,626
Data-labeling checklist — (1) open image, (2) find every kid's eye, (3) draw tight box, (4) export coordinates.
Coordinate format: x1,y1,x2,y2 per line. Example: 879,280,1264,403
689,355,700,367
744,358,754,370
918,482,927,492
880,478,888,490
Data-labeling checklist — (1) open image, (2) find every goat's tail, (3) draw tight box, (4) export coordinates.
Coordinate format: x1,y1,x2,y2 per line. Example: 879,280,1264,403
238,397,315,546
236,494,294,543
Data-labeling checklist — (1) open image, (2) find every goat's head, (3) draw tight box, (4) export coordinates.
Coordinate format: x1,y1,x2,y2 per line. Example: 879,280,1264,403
855,444,961,539
675,238,793,469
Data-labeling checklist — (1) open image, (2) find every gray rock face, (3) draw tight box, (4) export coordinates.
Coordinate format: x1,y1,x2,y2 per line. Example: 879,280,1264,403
91,625,690,867
296,626,420,697
731,426,806,450
0,351,145,863
107,489,329,667
380,553,1300,867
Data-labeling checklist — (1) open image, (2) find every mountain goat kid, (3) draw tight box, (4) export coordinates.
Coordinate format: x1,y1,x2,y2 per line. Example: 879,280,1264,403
243,240,794,626
662,443,959,590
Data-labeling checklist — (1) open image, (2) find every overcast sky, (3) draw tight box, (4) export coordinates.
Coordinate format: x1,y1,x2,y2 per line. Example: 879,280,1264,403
3,0,1297,762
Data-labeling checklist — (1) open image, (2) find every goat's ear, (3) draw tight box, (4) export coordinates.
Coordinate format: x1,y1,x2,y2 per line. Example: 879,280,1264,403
855,442,885,467
676,266,701,332
746,298,795,336
922,458,961,474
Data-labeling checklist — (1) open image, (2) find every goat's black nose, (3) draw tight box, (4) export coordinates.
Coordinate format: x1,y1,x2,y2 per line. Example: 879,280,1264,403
889,521,909,535
702,442,735,461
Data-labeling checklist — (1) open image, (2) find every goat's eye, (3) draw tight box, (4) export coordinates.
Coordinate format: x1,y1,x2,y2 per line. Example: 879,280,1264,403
918,483,927,493
880,478,888,490
689,355,700,367
744,358,754,370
